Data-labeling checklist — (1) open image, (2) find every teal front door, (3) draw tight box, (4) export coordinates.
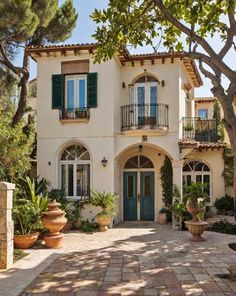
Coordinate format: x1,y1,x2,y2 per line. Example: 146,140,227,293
124,171,154,221
123,172,137,221
140,172,154,221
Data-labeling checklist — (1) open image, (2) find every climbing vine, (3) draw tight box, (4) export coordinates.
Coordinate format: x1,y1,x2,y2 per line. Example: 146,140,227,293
222,147,234,187
213,101,224,142
160,156,173,207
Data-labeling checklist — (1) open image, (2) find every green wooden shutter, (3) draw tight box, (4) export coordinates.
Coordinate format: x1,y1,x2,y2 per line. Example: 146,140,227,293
87,72,97,108
52,74,64,109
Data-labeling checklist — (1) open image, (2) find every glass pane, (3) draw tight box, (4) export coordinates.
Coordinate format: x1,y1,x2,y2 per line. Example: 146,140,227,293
195,162,204,171
79,79,86,108
137,87,145,105
196,175,202,183
203,175,210,196
187,175,192,186
183,162,192,171
61,164,74,196
140,155,154,168
80,151,90,160
144,175,151,197
75,145,87,159
77,164,90,197
128,175,134,197
67,80,74,109
150,86,157,117
203,164,210,171
124,156,139,169
136,77,145,83
61,146,76,160
198,109,208,119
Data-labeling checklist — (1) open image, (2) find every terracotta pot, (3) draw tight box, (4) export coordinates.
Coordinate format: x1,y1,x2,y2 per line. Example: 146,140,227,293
42,200,67,248
185,221,208,241
186,200,200,222
96,214,112,232
158,213,167,224
44,234,64,248
14,233,39,249
42,200,67,235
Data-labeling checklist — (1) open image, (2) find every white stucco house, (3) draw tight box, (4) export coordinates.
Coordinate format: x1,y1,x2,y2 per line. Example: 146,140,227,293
26,43,228,223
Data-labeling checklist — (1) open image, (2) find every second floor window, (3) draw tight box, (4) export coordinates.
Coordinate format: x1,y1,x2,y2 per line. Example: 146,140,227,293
198,109,208,119
65,75,87,109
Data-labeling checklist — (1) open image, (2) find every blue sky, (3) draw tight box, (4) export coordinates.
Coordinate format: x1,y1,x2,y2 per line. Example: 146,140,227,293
26,0,232,97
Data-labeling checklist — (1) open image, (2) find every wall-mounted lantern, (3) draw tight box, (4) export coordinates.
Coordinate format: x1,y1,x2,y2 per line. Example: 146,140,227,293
101,157,108,167
161,80,165,87
122,82,126,88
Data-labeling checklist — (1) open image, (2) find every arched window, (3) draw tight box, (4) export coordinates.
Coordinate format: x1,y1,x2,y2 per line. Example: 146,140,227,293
60,144,90,199
183,161,211,201
124,155,154,169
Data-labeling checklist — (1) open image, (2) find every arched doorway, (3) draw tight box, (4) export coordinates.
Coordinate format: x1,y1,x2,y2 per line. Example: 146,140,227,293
123,155,154,221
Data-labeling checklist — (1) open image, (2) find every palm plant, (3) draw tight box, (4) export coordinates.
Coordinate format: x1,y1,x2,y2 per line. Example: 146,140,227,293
89,190,118,217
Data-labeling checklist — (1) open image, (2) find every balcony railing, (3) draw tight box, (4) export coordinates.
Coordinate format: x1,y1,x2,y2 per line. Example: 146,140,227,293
121,103,169,131
59,108,90,120
182,117,217,142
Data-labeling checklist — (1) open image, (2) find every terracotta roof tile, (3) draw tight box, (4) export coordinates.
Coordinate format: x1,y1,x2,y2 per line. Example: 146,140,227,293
194,97,217,103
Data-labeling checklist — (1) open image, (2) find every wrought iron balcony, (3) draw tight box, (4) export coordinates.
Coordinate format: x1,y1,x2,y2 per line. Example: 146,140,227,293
59,108,90,121
182,117,217,142
121,103,169,132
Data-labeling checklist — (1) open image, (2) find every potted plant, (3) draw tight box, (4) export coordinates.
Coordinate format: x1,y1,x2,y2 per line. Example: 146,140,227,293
169,185,185,230
89,190,118,231
13,177,49,249
157,208,168,224
13,198,47,249
184,182,209,222
183,123,194,132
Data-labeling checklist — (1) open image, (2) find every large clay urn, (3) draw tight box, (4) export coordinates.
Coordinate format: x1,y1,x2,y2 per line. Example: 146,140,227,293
96,214,112,232
42,200,67,248
185,221,208,241
186,199,200,222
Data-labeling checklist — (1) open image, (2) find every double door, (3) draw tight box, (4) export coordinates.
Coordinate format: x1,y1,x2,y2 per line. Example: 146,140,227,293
123,171,154,221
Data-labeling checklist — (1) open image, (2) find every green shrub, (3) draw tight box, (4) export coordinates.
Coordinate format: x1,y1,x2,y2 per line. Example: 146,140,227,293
208,220,236,235
80,220,98,233
214,195,234,213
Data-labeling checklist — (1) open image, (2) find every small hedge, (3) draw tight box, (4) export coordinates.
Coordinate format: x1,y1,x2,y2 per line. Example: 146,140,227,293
207,220,236,235
214,195,234,214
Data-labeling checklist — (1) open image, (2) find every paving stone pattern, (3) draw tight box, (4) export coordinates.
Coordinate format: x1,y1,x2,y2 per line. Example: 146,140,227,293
18,222,236,296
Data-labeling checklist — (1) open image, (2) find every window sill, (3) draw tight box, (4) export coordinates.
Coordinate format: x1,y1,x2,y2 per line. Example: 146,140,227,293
60,118,89,124
65,196,89,201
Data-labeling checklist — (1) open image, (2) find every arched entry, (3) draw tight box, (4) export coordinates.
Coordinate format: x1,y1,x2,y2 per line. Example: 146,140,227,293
123,155,154,221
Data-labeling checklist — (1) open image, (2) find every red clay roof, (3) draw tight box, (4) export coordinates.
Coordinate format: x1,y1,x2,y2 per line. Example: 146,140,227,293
26,43,202,87
194,97,217,103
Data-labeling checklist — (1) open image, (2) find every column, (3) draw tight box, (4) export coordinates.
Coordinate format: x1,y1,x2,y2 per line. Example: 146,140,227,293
0,182,15,269
171,160,184,200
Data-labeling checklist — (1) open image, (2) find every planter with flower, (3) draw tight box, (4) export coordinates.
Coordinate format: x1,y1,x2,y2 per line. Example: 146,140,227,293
88,191,118,231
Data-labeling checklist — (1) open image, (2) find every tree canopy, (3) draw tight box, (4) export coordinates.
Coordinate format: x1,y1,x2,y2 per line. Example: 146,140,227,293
92,0,236,218
0,0,78,125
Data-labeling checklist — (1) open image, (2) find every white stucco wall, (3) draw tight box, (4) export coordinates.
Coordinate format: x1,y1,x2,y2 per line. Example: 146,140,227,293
35,50,225,222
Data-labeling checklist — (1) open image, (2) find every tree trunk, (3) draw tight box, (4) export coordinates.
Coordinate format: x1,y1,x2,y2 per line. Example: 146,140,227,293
11,52,30,126
234,154,236,223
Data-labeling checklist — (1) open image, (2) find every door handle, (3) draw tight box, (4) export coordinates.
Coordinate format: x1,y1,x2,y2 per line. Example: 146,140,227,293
137,193,140,202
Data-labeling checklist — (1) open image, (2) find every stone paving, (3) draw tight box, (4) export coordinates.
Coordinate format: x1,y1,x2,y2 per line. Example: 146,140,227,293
0,222,236,296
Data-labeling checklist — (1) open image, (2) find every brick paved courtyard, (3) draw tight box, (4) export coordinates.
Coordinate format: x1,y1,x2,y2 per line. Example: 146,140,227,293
16,222,236,296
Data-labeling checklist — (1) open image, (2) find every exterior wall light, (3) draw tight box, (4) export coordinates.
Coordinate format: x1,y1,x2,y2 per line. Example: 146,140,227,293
122,82,126,88
138,145,143,153
101,157,108,167
161,80,165,87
